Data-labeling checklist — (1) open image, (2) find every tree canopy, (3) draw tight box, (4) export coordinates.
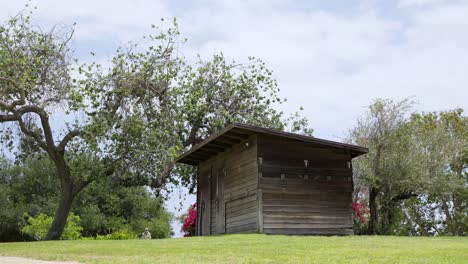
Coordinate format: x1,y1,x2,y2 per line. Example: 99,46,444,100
350,99,467,235
0,12,312,240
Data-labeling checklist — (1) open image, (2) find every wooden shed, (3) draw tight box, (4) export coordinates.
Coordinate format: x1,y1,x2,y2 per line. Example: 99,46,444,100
176,123,368,236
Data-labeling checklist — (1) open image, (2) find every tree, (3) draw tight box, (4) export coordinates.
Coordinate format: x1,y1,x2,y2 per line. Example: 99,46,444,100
408,109,467,235
0,12,102,239
1,12,312,240
350,98,467,236
74,176,173,239
89,19,313,195
0,154,173,241
349,98,424,234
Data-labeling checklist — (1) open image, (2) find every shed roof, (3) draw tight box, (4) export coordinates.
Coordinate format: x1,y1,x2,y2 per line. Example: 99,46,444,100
175,123,368,165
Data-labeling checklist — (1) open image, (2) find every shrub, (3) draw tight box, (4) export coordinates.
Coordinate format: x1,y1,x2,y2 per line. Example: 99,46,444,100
182,203,197,237
77,205,107,237
148,218,171,239
352,202,369,224
93,229,137,240
21,213,83,240
108,229,136,240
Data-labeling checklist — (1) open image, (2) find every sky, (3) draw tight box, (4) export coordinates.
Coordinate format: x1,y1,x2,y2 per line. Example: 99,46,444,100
1,0,467,236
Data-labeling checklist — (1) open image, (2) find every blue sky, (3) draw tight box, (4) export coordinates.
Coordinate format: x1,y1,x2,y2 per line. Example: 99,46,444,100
2,0,468,236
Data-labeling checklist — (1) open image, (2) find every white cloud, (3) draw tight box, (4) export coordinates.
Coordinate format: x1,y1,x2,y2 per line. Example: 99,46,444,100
398,0,445,8
176,0,468,138
1,0,466,139
0,0,172,41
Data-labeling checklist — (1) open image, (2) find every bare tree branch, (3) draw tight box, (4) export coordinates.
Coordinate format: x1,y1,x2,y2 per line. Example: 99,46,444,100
58,129,80,152
17,116,48,151
17,104,43,115
183,124,201,147
39,112,55,149
15,105,55,149
0,100,13,111
72,177,92,197
0,114,18,122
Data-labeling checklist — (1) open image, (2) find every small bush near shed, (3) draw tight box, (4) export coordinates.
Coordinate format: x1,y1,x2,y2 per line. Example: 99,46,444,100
21,213,83,240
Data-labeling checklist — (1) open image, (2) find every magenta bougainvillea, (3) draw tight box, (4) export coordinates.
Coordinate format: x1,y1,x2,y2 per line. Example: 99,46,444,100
352,201,369,224
182,203,197,237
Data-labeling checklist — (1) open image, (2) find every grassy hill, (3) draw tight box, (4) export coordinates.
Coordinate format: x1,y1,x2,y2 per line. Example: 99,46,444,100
0,234,467,263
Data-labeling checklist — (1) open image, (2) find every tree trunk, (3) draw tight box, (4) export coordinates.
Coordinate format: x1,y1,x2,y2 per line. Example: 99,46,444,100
381,192,417,235
441,199,453,234
381,205,391,234
45,184,74,240
368,187,379,235
45,156,76,240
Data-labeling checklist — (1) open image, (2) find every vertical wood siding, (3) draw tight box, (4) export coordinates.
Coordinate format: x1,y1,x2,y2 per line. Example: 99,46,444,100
197,163,212,236
198,135,259,235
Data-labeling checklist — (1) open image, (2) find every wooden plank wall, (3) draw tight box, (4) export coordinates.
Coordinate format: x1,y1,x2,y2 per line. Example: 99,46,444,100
197,162,212,236
198,135,259,235
258,135,354,235
224,135,258,234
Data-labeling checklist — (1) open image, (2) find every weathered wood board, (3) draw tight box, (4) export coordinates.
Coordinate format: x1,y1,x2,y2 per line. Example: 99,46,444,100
198,135,259,235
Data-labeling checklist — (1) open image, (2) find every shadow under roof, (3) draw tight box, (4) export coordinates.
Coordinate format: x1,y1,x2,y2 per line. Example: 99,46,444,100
175,123,368,166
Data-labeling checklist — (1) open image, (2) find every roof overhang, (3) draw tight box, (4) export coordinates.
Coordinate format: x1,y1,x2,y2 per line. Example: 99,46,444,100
175,123,368,166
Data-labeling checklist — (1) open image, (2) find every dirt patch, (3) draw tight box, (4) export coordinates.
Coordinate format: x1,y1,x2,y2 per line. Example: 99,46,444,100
0,256,80,264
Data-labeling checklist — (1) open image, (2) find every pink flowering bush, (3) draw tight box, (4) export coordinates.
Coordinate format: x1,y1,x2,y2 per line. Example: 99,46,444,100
182,203,197,237
352,201,369,224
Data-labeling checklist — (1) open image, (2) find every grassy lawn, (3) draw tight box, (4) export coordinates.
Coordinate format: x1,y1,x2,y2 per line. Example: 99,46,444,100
0,234,467,264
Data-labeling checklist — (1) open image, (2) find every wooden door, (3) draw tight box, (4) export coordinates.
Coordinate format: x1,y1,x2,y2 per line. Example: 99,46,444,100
215,167,226,234
199,167,211,236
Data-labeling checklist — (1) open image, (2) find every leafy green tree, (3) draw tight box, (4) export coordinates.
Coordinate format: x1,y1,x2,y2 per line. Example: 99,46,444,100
0,155,59,241
0,154,173,241
74,176,173,238
89,21,313,194
351,99,467,236
1,12,311,240
350,98,425,234
0,156,25,241
408,109,467,235
0,11,105,239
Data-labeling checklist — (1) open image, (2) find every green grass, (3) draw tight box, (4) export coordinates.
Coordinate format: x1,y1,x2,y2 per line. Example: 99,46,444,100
0,234,467,263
